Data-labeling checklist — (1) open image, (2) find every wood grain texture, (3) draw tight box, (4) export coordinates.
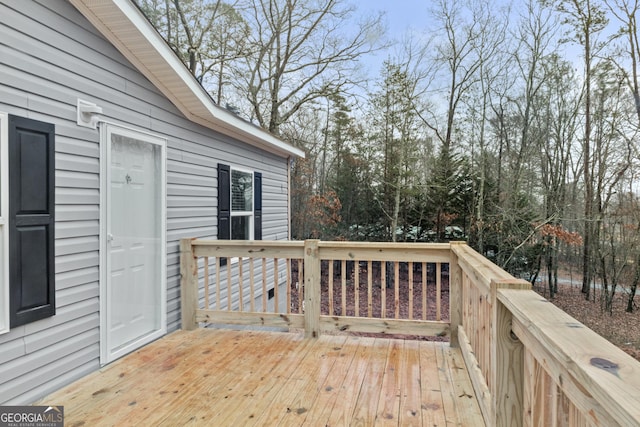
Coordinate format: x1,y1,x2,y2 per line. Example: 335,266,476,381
38,329,484,426
500,288,640,427
179,238,197,330
458,325,493,426
318,316,450,337
303,240,321,338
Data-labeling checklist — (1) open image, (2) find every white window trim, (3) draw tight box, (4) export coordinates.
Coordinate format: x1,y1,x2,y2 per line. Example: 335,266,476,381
0,112,9,334
227,166,255,266
230,166,255,240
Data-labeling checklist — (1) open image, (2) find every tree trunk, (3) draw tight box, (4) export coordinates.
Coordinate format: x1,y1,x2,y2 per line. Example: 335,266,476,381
628,257,640,313
582,28,594,299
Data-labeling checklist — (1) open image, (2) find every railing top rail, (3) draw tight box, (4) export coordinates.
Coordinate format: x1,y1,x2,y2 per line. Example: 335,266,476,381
190,239,305,259
190,239,305,248
318,240,451,263
190,239,451,249
498,288,640,426
187,239,454,263
452,243,523,292
317,241,451,250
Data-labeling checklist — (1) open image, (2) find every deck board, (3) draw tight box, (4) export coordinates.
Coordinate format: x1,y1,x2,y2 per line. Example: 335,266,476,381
323,336,375,426
399,340,423,426
351,338,389,426
419,342,448,426
377,339,403,425
39,329,484,426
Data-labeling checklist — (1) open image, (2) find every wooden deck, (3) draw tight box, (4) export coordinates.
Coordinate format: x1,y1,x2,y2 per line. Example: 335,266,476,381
41,328,483,426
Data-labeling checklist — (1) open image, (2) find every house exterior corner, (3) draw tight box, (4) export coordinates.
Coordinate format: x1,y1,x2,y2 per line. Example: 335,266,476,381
0,0,297,404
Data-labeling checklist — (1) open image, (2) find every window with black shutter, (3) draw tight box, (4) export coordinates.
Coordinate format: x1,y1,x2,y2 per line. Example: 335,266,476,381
8,115,56,327
217,163,262,247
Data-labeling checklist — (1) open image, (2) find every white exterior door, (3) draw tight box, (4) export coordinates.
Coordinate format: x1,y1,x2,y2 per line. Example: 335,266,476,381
101,124,166,364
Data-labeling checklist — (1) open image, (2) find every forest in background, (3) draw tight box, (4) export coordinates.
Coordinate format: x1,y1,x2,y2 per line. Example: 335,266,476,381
135,0,640,314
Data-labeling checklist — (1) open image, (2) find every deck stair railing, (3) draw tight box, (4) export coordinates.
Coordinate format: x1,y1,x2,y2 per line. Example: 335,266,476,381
180,238,640,427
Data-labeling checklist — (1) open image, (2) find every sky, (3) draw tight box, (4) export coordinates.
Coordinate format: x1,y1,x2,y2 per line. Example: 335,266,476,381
364,0,431,38
351,0,434,82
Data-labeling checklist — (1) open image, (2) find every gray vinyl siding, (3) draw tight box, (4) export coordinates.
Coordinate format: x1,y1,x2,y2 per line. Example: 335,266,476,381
0,0,291,404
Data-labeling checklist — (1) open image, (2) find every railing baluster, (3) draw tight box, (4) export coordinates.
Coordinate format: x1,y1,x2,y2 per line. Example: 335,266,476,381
408,261,413,320
341,260,346,316
215,257,221,311
328,260,334,316
367,260,372,318
354,260,359,317
286,258,291,314
298,259,304,314
422,262,427,320
274,258,279,312
394,261,400,319
238,258,244,312
436,262,442,321
204,256,209,310
262,258,267,312
381,261,386,318
227,261,232,311
250,258,255,312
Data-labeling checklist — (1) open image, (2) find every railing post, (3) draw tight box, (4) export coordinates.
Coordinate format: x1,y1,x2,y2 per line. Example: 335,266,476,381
180,238,198,330
303,239,321,338
449,241,464,347
491,280,529,427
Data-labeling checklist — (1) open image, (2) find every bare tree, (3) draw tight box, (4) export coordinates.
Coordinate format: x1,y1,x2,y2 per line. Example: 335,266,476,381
136,0,249,104
238,0,384,135
415,0,497,239
590,60,635,310
463,0,510,253
512,1,572,296
605,0,640,124
538,54,581,297
547,0,609,299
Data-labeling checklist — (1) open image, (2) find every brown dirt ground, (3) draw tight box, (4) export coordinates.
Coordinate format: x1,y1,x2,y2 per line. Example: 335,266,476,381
533,275,640,362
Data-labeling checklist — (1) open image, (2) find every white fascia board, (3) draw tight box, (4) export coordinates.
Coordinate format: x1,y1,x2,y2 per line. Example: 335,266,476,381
69,0,305,159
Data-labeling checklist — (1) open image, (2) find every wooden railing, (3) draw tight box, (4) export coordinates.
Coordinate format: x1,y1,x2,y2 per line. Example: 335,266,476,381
179,239,451,339
180,239,640,427
449,243,640,427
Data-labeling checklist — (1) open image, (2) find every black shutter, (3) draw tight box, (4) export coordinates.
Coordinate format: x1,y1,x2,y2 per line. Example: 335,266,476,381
217,163,230,239
217,163,230,266
254,172,262,240
9,115,55,327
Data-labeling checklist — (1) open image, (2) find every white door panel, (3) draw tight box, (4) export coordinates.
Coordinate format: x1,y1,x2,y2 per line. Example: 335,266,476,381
101,125,166,364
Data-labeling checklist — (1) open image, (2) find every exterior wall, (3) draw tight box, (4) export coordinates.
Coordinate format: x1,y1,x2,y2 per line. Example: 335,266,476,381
0,0,291,404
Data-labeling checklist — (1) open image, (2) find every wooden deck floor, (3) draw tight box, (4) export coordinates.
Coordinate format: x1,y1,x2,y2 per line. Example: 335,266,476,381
41,329,484,426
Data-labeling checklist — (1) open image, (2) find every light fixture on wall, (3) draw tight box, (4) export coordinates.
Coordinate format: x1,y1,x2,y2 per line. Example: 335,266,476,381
77,98,103,129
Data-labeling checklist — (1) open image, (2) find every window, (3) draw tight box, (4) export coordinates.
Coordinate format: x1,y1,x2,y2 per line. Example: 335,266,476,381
218,163,262,245
231,169,254,240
